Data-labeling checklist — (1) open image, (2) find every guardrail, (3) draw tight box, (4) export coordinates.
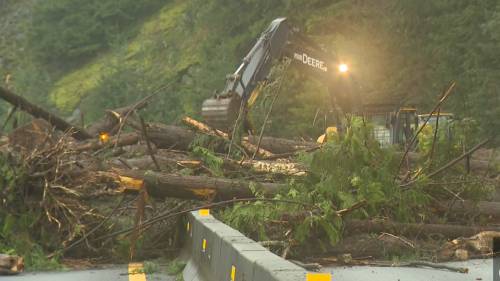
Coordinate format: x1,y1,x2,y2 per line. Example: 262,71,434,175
182,210,331,281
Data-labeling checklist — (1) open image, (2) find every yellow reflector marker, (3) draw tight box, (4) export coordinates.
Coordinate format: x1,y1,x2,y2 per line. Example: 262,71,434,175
128,263,147,281
306,272,331,281
231,265,236,281
186,222,190,232
199,209,210,216
99,132,110,143
202,239,207,252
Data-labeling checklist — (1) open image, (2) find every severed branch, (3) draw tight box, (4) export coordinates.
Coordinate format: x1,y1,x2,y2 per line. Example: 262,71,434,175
139,115,161,171
368,261,468,274
401,138,491,187
182,116,274,158
336,200,367,216
426,138,491,178
396,82,456,177
1,105,17,131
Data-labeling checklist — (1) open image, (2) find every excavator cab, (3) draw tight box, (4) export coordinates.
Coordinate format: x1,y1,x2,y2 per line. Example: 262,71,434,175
418,112,455,142
323,104,418,147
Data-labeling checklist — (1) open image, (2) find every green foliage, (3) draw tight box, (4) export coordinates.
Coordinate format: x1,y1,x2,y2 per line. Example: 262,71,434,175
299,118,430,221
191,146,224,177
220,199,279,241
28,0,166,68
166,259,186,275
0,151,26,214
221,119,431,249
165,259,186,281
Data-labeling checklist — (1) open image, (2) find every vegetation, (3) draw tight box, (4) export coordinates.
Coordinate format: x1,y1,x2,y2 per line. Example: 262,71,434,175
0,153,63,271
220,118,493,253
1,0,499,139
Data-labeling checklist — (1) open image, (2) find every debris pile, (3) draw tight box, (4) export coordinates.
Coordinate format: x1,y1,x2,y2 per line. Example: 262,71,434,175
0,86,498,272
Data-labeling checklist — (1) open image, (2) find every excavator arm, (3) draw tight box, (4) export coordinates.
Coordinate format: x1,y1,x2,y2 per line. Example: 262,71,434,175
202,17,349,131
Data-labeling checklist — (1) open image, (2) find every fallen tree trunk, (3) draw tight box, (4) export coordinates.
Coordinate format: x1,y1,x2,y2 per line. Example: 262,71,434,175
141,123,195,151
109,151,306,176
402,151,498,174
246,135,317,155
143,171,279,200
445,200,500,218
0,254,23,275
182,117,274,158
143,123,317,155
0,87,91,140
115,169,283,200
344,219,500,239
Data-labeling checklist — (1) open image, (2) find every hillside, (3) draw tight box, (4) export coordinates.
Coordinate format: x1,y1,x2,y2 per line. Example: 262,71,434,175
1,0,499,138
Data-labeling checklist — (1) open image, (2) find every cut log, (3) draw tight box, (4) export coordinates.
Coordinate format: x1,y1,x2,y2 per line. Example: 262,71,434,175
87,101,152,136
246,135,318,155
438,231,500,261
115,169,283,200
0,87,91,140
224,158,306,176
71,132,140,152
144,123,196,151
344,219,500,239
86,110,120,137
0,254,24,275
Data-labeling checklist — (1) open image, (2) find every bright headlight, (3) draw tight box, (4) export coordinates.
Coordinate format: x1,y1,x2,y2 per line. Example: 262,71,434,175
338,63,349,73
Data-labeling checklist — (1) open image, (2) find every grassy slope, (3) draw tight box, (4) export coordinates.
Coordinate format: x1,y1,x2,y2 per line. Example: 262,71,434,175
50,1,194,112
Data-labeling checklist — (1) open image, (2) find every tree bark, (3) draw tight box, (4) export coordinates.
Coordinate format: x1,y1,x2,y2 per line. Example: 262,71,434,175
246,135,317,155
344,219,500,239
143,170,283,200
130,121,317,155
109,152,306,176
445,200,500,218
0,87,91,140
115,169,283,200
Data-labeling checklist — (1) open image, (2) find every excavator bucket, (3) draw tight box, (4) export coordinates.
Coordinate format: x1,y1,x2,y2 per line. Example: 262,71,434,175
201,96,241,132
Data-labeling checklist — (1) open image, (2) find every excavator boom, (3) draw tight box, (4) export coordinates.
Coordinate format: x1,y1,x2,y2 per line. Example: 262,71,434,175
201,17,347,131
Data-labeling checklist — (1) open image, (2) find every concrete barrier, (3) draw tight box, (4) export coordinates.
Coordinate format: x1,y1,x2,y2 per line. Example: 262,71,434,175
182,210,319,281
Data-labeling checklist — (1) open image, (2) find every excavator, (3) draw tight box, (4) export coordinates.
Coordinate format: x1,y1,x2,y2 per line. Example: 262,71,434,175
201,17,420,147
201,17,352,134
